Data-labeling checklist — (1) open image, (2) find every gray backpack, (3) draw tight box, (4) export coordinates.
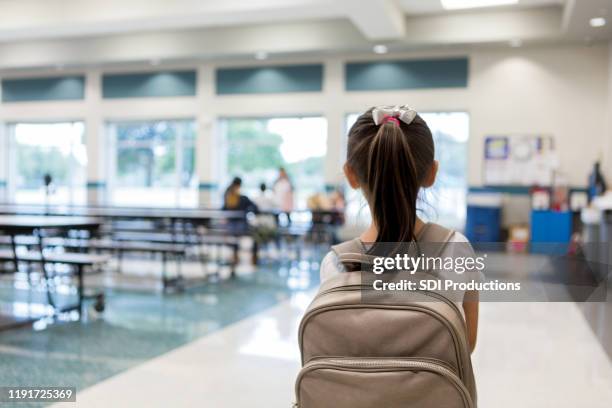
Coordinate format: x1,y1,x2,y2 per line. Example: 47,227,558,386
295,223,477,408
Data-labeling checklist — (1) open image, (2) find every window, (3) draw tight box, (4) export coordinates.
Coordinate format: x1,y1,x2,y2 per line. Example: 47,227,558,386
218,117,327,209
344,112,469,230
8,122,87,205
107,119,197,207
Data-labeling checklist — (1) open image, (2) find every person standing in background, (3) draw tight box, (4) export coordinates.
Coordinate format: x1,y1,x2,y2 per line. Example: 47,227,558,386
588,161,608,203
273,167,294,220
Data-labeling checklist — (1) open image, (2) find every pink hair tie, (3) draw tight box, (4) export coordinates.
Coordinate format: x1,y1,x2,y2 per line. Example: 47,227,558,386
382,115,400,126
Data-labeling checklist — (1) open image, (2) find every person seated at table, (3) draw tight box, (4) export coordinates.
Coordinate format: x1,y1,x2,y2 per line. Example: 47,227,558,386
253,183,276,212
222,177,258,213
222,177,260,264
251,184,279,261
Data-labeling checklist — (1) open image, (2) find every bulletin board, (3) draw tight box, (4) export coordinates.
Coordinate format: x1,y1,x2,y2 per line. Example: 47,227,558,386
483,135,556,186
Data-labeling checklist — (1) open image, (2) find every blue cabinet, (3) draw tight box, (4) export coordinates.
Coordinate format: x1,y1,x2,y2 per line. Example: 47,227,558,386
530,210,572,243
465,206,501,242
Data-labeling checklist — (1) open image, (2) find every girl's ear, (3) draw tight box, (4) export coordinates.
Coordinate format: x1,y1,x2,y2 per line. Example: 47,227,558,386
344,163,360,189
422,160,438,188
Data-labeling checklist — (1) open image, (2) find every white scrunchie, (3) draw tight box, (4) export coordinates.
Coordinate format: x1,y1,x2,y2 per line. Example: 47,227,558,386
372,105,417,126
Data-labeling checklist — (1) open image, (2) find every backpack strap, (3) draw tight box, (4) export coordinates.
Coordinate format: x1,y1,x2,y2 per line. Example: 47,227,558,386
417,223,456,258
331,223,456,272
331,238,375,272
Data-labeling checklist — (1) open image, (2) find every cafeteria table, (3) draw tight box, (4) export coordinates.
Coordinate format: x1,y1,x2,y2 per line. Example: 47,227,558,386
0,215,105,330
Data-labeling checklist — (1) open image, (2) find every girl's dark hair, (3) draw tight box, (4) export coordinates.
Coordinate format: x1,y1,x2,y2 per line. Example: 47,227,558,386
346,108,434,243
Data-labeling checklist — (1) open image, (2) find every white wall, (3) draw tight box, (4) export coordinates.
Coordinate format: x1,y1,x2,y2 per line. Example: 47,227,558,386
0,43,609,216
470,45,609,187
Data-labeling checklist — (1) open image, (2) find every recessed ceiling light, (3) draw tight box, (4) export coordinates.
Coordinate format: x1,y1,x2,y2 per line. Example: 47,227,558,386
590,17,606,27
441,0,518,10
509,39,522,48
373,44,388,54
255,51,268,60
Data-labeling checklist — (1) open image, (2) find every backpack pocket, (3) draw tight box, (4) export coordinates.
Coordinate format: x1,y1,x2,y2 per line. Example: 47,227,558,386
294,357,473,408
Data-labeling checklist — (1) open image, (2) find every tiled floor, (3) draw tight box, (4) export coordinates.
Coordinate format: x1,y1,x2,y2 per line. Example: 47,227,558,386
49,298,612,408
0,251,611,407
0,255,320,408
55,292,313,408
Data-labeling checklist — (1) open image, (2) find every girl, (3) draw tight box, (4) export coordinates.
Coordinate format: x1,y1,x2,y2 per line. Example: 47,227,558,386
320,105,480,353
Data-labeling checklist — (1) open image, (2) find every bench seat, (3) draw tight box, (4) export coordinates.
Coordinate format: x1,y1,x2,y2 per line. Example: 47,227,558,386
0,249,108,315
0,249,109,266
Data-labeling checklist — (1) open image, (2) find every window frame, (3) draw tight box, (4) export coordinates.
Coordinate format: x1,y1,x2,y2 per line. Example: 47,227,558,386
6,119,88,206
105,117,198,208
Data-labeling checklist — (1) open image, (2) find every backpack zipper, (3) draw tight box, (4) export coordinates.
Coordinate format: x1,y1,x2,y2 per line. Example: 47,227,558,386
294,357,473,408
306,355,457,374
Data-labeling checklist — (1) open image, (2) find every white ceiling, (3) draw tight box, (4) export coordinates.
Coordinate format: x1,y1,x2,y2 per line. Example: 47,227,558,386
0,0,577,42
0,0,610,70
400,0,565,15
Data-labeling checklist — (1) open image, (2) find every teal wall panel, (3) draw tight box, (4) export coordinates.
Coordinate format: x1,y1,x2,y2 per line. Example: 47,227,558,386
345,58,468,91
216,64,323,95
198,182,218,191
2,76,85,102
102,71,196,99
468,186,530,195
86,181,106,189
469,185,587,195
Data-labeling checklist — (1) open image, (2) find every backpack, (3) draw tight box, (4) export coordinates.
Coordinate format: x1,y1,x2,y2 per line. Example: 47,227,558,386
294,223,477,408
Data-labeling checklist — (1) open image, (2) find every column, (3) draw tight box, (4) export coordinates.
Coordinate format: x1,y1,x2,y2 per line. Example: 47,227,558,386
323,58,346,192
85,70,106,204
195,64,217,207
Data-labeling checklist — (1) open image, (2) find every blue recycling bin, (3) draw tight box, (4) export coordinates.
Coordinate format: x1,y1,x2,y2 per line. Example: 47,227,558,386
465,205,501,242
530,210,572,244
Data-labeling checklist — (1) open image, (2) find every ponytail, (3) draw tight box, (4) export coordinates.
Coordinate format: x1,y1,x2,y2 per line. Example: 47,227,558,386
367,122,420,242
346,107,434,243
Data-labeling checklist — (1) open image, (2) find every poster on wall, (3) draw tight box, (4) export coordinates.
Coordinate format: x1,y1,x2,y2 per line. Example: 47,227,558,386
483,135,556,186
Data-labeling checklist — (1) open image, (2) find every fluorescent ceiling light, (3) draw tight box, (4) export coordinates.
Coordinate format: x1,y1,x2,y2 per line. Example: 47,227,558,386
441,0,519,10
373,44,388,54
590,17,606,27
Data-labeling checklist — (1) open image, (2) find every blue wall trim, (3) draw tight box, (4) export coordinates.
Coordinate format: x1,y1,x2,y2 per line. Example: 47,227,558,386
102,71,197,99
469,186,530,195
2,76,85,102
345,58,468,91
86,181,106,189
470,185,588,195
216,64,323,95
324,184,337,193
198,183,218,191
